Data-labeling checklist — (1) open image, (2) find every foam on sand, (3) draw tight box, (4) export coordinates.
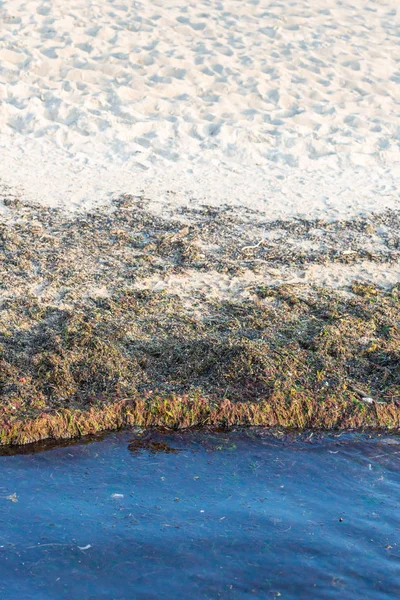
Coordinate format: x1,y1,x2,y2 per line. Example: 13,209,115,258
0,0,399,220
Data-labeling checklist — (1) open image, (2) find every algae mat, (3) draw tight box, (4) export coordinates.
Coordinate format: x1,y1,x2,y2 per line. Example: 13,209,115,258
0,196,399,444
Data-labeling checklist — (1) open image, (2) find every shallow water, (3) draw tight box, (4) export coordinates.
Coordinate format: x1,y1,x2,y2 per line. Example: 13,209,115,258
0,430,399,600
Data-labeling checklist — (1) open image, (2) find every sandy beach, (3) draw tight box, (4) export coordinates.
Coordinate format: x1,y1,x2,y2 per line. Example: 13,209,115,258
0,0,399,442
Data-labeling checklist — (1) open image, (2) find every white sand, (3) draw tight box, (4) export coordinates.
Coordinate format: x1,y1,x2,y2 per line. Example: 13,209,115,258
134,261,400,302
0,0,399,220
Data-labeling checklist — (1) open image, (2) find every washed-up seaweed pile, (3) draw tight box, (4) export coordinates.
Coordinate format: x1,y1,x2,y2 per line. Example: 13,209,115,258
0,194,399,444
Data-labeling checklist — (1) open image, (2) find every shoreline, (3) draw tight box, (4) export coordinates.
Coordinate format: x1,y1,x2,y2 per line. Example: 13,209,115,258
1,397,400,448
1,198,398,445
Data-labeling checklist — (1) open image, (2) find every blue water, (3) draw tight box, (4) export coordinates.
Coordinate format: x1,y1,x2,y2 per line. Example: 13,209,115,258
0,429,399,600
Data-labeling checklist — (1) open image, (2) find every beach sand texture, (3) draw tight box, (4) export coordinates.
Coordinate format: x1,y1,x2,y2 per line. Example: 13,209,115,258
0,0,399,221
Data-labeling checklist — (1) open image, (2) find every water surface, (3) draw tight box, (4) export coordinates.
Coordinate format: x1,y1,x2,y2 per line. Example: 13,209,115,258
0,429,399,599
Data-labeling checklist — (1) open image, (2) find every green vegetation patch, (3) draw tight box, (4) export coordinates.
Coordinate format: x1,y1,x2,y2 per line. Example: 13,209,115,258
1,195,399,444
0,282,399,445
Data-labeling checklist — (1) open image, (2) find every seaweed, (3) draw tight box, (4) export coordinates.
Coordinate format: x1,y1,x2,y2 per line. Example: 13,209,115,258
0,195,399,444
